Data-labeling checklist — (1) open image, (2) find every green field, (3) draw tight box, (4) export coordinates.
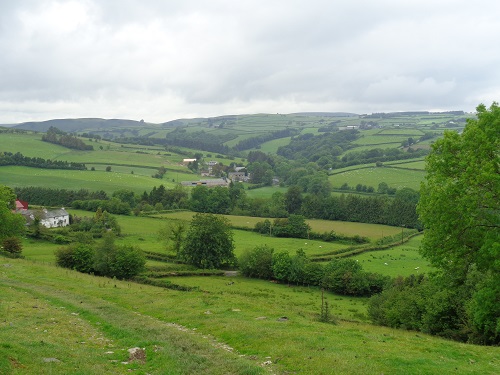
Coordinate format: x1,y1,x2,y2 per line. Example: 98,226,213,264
354,235,434,277
2,257,498,375
23,209,407,270
0,132,73,159
0,166,175,195
329,166,425,190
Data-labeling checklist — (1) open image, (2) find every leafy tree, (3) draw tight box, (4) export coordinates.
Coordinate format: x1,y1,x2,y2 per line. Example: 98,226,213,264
0,185,17,209
55,243,94,273
289,249,309,285
284,185,303,214
267,192,287,218
179,213,235,269
158,222,185,255
109,245,146,279
228,181,246,210
238,245,274,279
368,103,500,344
93,232,117,276
93,232,145,279
112,189,137,207
418,103,499,279
272,251,292,283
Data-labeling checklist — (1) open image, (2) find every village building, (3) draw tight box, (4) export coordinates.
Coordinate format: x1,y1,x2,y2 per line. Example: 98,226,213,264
21,208,70,228
181,178,229,187
228,171,248,182
15,199,29,211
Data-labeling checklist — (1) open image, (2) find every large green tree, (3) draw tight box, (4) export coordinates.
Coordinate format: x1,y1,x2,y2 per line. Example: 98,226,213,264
417,103,499,343
179,213,235,269
418,103,499,278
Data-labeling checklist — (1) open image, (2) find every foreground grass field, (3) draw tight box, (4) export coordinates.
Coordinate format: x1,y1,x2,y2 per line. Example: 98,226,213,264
1,258,498,374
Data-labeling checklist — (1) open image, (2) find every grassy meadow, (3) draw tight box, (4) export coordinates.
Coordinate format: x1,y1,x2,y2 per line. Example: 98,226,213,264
2,257,498,375
24,210,404,266
329,166,426,190
0,166,174,195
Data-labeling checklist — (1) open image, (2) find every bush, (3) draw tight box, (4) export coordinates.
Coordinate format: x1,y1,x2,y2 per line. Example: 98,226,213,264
109,245,146,279
239,245,274,279
2,236,23,257
55,243,95,273
55,246,75,269
321,259,387,296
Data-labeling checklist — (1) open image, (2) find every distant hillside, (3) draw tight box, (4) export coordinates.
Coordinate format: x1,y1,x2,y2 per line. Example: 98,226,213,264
13,118,147,133
291,112,358,117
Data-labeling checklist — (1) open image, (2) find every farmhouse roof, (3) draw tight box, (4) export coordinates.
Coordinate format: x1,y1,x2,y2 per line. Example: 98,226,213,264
15,199,29,211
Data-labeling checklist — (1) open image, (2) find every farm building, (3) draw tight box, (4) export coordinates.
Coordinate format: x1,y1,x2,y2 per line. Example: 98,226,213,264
228,171,248,182
181,178,229,187
21,208,70,228
15,199,29,211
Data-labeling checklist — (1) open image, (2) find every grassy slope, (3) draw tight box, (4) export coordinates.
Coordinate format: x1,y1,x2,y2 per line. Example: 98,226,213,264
1,258,498,375
329,166,426,190
0,259,264,375
0,166,176,195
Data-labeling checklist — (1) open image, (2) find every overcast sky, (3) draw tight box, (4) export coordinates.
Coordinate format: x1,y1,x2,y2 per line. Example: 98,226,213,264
1,0,500,123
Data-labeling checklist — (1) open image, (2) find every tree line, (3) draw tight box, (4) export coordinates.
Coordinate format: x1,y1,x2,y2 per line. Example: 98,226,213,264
239,246,389,297
14,181,420,229
14,187,107,207
42,126,94,150
0,151,87,170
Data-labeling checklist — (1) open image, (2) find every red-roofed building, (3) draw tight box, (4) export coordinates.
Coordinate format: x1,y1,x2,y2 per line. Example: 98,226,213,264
15,199,28,211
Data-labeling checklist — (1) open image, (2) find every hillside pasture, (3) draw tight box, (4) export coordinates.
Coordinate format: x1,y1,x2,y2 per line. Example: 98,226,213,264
154,211,402,240
250,136,293,153
352,134,409,146
0,166,172,195
376,128,426,136
352,235,433,277
1,258,498,375
0,132,72,159
329,166,425,190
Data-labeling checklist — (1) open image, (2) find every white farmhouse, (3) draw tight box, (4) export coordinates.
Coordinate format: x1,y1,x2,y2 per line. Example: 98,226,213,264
23,208,70,228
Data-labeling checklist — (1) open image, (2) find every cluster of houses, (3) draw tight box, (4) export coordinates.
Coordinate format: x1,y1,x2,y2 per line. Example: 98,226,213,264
181,159,251,187
14,199,69,228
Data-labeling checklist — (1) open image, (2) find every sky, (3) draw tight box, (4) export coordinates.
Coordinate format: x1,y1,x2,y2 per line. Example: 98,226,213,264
1,0,500,124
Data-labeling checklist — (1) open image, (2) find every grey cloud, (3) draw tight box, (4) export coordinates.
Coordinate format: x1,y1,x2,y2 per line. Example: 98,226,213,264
1,0,500,123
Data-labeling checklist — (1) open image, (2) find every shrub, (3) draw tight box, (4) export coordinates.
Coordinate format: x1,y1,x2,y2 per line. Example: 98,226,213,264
55,243,94,273
2,236,23,257
239,245,274,279
109,245,146,279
